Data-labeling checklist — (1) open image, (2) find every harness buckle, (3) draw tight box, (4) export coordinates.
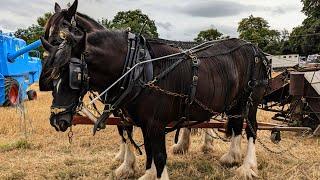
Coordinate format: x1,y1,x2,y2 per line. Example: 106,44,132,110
104,104,114,113
248,80,255,89
192,75,199,84
255,57,259,63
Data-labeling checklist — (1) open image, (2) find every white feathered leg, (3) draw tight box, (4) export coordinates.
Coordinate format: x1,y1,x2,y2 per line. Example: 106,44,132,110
236,137,258,179
219,133,242,165
114,141,126,162
200,129,214,153
139,160,170,180
115,142,136,179
138,160,156,180
172,128,191,154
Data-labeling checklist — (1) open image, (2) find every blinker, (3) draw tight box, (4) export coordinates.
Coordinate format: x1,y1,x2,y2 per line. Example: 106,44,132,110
69,57,88,90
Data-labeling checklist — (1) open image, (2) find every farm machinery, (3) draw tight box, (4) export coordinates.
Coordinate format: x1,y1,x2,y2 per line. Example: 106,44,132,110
261,61,320,136
0,31,42,106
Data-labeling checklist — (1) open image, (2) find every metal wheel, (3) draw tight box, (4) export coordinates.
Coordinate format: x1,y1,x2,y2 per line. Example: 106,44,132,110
4,78,20,106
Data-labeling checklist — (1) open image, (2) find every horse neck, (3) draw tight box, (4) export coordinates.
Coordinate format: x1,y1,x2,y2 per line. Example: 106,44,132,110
86,31,127,91
148,41,181,57
75,13,105,32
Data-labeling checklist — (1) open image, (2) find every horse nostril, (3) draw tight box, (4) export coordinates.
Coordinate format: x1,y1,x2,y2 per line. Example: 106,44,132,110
50,117,60,131
58,119,71,132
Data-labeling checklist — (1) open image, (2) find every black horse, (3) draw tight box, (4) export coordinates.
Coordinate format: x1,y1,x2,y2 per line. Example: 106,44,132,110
42,0,138,164
40,1,270,179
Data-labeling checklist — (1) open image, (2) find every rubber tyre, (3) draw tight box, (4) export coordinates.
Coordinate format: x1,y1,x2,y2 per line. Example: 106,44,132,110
27,90,37,100
4,78,20,106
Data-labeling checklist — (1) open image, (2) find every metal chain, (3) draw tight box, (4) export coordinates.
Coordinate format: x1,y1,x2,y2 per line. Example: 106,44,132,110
245,92,313,155
194,98,218,114
144,83,188,98
68,127,74,144
144,78,313,155
205,129,231,142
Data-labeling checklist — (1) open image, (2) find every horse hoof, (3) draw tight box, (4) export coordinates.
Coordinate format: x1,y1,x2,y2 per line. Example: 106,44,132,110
236,165,259,180
172,143,189,154
219,152,242,166
114,163,135,179
200,144,213,153
138,170,156,180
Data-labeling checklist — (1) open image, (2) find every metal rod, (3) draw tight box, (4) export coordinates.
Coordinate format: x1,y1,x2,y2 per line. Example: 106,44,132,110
7,39,42,62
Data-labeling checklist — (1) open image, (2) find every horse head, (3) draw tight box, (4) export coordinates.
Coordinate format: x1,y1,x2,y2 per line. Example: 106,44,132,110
40,31,88,132
44,0,80,46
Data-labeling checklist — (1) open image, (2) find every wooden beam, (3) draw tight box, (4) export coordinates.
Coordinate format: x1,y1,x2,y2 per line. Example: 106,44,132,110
72,115,312,132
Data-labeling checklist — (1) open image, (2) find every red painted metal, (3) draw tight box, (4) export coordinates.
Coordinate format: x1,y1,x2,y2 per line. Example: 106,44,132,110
8,84,19,105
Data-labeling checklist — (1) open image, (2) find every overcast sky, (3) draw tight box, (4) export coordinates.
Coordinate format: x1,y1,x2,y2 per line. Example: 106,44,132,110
0,0,306,41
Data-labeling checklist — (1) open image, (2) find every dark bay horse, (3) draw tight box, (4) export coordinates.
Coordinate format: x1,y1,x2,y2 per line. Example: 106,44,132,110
42,0,137,164
40,1,270,179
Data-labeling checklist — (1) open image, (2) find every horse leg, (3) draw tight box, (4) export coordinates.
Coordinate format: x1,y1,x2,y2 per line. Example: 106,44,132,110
139,127,156,180
200,128,214,153
171,128,191,154
139,125,169,180
115,126,137,179
236,89,264,179
220,107,243,165
114,126,126,162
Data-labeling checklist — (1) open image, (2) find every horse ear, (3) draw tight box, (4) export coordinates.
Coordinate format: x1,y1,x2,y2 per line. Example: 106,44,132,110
40,36,53,52
67,0,78,19
54,2,61,12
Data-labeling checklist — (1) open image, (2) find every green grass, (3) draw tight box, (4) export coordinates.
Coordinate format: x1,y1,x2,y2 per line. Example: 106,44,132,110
0,139,32,152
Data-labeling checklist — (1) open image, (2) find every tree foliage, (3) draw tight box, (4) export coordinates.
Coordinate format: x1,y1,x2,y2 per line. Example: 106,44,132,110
238,15,281,53
194,28,223,42
287,1,320,55
100,9,158,38
14,13,52,58
301,0,320,18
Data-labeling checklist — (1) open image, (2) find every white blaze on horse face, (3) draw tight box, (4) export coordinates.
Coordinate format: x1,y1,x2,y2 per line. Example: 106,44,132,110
219,133,242,165
56,78,62,93
236,137,258,179
49,26,54,37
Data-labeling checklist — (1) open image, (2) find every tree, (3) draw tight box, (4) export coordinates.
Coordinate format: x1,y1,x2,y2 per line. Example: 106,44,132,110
110,9,158,38
286,1,320,55
238,15,281,53
194,28,223,42
99,18,113,29
14,13,52,58
301,0,320,18
37,12,53,27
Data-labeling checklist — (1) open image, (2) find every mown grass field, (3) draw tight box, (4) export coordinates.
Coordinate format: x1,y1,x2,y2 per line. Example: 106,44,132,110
0,85,319,180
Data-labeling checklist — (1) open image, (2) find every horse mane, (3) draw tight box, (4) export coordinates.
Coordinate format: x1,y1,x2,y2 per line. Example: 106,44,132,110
76,12,105,30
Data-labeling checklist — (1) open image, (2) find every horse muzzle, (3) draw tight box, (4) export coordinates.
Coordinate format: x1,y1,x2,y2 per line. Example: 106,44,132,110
50,110,72,132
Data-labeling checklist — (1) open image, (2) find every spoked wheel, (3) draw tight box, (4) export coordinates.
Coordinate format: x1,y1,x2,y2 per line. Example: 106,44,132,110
4,78,20,106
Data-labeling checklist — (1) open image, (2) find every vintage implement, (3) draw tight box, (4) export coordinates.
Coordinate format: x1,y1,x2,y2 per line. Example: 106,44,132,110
0,31,42,106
